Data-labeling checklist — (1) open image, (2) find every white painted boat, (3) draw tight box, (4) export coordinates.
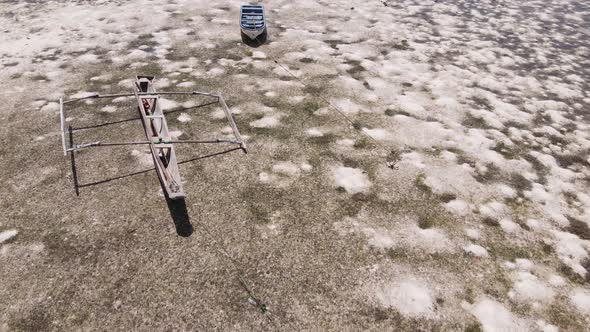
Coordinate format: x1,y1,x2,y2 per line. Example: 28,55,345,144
240,5,266,41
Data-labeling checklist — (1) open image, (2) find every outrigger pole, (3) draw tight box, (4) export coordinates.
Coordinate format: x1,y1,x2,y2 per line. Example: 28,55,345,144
60,75,247,199
62,90,219,105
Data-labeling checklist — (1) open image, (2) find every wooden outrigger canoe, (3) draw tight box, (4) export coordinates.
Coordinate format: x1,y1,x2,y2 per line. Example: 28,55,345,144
133,76,185,199
60,75,247,199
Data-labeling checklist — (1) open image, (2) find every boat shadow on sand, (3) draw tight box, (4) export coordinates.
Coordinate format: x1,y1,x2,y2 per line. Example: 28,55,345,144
164,196,193,237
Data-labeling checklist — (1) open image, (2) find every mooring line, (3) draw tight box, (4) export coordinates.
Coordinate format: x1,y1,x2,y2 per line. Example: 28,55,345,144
189,215,280,330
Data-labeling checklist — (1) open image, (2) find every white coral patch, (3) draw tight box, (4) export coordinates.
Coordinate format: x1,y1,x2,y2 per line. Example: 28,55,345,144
177,81,195,88
548,275,566,287
509,271,554,303
336,139,355,147
210,108,226,119
169,130,182,139
332,167,371,194
31,100,47,109
362,128,393,141
258,172,277,184
499,219,520,233
177,113,192,123
376,280,435,318
471,298,527,331
0,230,18,244
570,288,590,315
445,200,470,216
465,228,481,240
112,96,131,103
250,115,281,128
127,49,148,59
101,105,116,113
551,230,589,276
536,320,559,332
463,243,488,257
78,53,99,63
331,98,361,114
401,152,425,169
40,102,59,112
159,98,179,111
300,163,313,172
130,150,153,166
272,162,301,176
252,51,267,59
207,67,225,76
305,128,324,137
220,126,233,135
362,227,395,250
288,96,305,104
479,201,508,220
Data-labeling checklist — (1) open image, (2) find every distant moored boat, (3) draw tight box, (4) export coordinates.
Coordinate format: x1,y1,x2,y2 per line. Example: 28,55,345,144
240,5,267,43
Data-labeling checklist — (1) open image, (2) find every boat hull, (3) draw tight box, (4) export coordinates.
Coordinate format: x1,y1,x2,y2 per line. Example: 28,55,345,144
133,76,186,200
240,5,266,42
241,27,265,40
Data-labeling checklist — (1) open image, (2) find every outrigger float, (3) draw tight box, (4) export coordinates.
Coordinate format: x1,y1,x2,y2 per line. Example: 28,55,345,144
59,75,247,199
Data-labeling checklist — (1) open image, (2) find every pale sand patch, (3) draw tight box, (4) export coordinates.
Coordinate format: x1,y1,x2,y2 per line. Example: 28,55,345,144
130,150,153,166
463,243,488,257
332,166,371,194
300,163,313,172
570,288,590,315
362,128,393,141
330,98,361,114
509,271,554,303
78,53,99,63
464,228,481,240
252,51,267,59
177,113,192,123
305,128,324,137
159,98,179,111
31,100,46,108
169,130,183,139
177,81,195,88
376,279,435,318
0,230,18,244
445,199,470,216
101,105,117,113
470,298,528,331
336,139,355,147
272,161,301,176
40,102,59,112
499,218,521,233
250,115,281,128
